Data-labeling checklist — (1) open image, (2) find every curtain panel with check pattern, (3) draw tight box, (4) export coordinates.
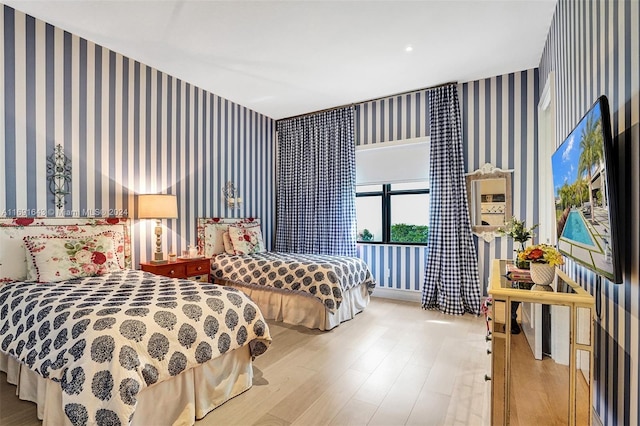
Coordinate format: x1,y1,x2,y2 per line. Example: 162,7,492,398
422,84,481,315
275,107,357,257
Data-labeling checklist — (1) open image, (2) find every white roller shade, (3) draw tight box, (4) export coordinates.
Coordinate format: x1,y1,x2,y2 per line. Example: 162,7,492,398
355,137,430,185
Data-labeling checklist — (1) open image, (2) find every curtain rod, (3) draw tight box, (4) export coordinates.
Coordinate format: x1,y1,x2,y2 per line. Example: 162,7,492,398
278,80,458,122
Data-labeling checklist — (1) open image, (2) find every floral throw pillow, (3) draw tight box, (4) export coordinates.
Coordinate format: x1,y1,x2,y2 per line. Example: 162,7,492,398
24,233,122,283
1,225,125,283
228,224,266,255
222,232,235,255
24,230,126,282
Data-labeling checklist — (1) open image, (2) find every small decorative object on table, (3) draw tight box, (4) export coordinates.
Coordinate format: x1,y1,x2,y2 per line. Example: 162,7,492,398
497,217,539,269
505,263,532,282
518,244,564,290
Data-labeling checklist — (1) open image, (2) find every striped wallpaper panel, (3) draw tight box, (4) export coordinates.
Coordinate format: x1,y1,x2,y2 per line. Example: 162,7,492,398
0,6,276,266
539,0,640,424
355,90,430,146
357,244,426,293
460,69,539,294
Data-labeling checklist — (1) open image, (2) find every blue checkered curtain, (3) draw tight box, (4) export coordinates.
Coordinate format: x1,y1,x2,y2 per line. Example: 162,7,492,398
275,107,357,256
422,85,481,315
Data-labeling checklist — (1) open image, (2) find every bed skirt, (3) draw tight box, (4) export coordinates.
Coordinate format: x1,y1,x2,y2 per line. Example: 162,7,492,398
0,345,253,426
216,280,371,331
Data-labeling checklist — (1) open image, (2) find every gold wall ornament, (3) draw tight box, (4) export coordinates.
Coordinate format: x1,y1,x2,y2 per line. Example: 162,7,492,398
46,144,71,210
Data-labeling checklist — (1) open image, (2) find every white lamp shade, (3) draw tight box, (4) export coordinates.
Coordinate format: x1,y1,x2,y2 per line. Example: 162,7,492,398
137,194,178,219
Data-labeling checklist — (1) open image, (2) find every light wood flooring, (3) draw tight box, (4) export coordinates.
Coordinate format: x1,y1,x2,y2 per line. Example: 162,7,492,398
0,297,491,425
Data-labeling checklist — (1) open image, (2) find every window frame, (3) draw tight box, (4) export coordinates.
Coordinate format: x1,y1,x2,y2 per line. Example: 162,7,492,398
356,183,430,245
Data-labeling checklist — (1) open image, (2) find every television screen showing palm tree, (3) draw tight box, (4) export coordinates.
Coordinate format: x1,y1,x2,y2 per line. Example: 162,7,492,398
551,95,622,283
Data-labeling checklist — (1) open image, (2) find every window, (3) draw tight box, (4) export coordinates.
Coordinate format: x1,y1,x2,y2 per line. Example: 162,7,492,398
355,185,383,242
355,138,430,245
356,181,430,244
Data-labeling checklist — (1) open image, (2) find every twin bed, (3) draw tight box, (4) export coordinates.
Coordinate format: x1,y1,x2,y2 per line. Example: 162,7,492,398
0,218,271,425
0,216,376,424
197,218,375,331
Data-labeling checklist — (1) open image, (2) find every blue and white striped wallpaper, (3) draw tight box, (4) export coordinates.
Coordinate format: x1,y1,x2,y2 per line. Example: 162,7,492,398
0,6,276,266
355,70,539,296
355,90,430,146
461,69,540,294
356,244,427,294
539,1,639,424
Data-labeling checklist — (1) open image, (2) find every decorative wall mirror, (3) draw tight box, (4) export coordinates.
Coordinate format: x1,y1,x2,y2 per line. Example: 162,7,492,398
465,163,513,242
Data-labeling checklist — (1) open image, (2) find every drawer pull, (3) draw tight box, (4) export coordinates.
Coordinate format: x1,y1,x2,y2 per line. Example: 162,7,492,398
484,374,491,381
170,270,175,275
197,266,202,271
487,349,492,355
485,335,492,342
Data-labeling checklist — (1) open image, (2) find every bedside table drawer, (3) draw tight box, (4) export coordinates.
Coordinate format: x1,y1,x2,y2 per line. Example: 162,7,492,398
186,259,210,276
187,274,209,283
143,263,186,278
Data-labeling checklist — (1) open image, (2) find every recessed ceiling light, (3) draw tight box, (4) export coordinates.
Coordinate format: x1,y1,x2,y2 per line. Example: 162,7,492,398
405,45,413,52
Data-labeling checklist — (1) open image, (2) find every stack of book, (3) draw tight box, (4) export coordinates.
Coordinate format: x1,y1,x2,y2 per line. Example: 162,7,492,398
506,263,533,282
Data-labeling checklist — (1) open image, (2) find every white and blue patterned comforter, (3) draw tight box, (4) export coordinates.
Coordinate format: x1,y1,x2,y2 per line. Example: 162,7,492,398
0,269,271,426
211,252,376,313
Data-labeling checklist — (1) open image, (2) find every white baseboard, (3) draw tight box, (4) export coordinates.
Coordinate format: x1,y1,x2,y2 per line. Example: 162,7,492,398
371,287,422,303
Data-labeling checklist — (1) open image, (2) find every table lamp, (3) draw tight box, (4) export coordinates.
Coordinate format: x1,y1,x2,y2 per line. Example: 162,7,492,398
138,194,178,264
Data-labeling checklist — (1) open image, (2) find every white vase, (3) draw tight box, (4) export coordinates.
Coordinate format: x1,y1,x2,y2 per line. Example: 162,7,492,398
530,263,556,286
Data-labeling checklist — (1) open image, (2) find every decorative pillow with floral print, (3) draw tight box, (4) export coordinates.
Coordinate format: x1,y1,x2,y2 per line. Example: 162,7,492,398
222,232,235,255
199,218,261,256
1,219,128,283
228,224,266,255
23,233,122,282
24,231,126,281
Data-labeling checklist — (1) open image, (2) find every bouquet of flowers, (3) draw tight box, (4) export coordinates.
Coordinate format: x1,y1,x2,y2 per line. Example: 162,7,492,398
518,244,565,267
497,217,539,250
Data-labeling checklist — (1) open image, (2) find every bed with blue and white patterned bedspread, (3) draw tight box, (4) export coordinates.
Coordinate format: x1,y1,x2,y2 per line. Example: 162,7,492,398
0,269,271,425
198,217,376,330
211,252,376,313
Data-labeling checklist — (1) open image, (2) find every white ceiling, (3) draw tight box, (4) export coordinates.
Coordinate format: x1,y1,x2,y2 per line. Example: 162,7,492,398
5,0,558,120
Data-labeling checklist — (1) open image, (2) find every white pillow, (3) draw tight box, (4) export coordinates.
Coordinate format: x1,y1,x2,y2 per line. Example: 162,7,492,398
24,233,122,283
222,232,235,255
228,224,266,255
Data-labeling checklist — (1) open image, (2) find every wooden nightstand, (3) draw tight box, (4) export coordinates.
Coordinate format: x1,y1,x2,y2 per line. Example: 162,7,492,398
140,257,210,283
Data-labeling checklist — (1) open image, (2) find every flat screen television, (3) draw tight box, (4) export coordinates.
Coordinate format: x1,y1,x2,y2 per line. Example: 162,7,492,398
551,95,622,283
